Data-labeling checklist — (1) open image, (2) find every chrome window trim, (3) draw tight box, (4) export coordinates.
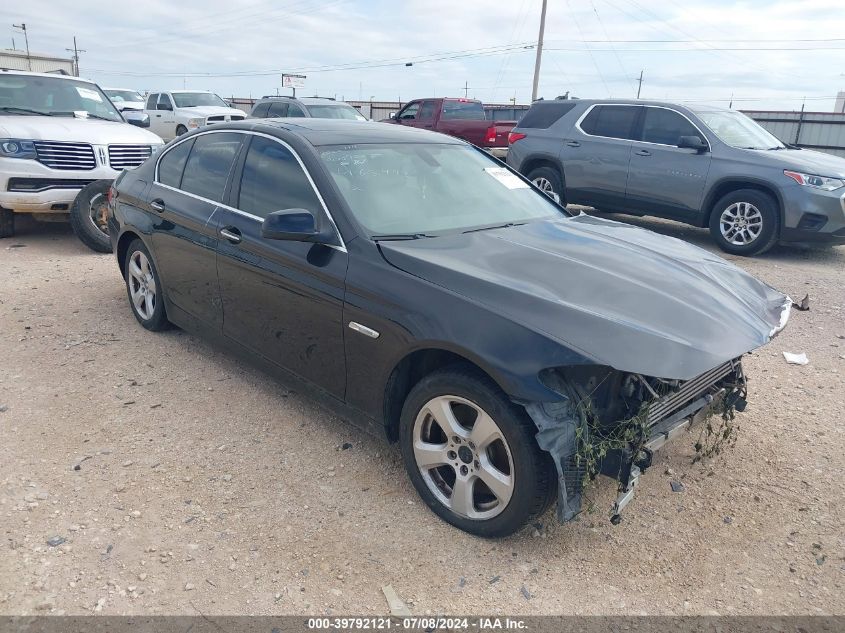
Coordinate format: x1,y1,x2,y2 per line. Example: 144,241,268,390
574,103,711,151
153,128,346,252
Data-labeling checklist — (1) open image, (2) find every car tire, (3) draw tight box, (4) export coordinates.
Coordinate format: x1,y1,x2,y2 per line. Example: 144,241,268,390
527,166,565,203
0,208,14,238
70,180,113,253
176,124,188,136
399,365,556,537
709,189,779,256
124,238,170,331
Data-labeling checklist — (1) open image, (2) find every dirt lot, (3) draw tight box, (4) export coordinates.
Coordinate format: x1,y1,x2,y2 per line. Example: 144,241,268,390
1,215,844,616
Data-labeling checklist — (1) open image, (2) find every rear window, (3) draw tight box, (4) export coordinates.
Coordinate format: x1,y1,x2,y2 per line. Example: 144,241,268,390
580,105,640,140
158,138,194,188
518,102,577,129
441,100,485,120
251,102,271,118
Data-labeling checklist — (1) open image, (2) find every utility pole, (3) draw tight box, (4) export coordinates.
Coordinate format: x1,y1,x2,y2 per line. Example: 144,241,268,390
531,0,548,102
636,70,644,99
65,37,85,76
12,23,31,71
463,81,470,98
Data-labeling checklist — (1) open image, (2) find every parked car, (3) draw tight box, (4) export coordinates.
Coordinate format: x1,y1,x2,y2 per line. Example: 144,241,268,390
143,90,246,141
249,95,366,120
507,99,845,255
103,88,146,112
0,69,163,251
109,119,790,536
384,97,514,157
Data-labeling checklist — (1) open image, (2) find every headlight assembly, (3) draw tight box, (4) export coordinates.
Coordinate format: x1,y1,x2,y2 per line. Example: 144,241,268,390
0,139,36,160
784,170,844,192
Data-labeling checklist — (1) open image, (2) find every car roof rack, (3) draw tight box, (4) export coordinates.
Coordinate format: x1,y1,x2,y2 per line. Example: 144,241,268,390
260,95,295,99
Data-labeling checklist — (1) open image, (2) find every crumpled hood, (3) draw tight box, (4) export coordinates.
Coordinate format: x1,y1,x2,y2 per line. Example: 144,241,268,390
379,214,791,380
175,106,244,118
0,116,162,145
752,147,845,178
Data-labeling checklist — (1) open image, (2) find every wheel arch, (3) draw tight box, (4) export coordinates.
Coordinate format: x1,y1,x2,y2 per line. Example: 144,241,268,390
116,230,146,278
701,178,784,229
520,155,565,186
382,346,510,443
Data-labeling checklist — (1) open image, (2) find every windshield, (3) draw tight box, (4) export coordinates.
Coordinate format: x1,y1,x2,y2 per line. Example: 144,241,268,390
0,74,123,122
694,109,785,150
319,144,562,236
172,92,228,108
105,89,144,103
306,104,366,120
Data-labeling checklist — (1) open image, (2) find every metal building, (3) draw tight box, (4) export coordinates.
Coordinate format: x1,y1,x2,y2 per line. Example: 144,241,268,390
0,49,75,75
835,91,845,114
744,110,845,158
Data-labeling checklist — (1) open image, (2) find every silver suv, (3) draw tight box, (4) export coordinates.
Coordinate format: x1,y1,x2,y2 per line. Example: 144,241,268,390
507,99,845,255
249,96,366,121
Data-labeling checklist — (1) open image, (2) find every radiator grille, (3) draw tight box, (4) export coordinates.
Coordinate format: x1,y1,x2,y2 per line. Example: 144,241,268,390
108,145,152,169
33,141,96,170
646,360,737,425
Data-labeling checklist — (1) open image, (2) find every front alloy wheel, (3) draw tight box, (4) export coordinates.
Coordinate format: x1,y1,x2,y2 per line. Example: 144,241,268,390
413,395,514,520
718,202,763,247
399,366,556,537
708,188,779,256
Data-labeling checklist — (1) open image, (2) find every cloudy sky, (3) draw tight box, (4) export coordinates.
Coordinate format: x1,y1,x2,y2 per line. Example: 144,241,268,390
3,0,844,110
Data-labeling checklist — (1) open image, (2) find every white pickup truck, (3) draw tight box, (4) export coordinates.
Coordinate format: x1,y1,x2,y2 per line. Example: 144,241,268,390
143,90,246,141
0,70,163,252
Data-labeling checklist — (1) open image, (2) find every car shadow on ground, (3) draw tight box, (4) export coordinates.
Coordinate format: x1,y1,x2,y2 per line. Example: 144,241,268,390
582,208,845,266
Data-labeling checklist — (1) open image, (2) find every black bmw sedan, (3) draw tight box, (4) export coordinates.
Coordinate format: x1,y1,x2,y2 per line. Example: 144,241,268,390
109,119,791,537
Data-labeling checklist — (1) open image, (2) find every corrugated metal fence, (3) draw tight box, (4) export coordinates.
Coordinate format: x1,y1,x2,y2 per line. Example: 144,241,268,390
743,110,845,158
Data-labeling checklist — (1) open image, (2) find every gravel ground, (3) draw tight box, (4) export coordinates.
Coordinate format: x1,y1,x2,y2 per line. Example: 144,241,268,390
1,215,843,616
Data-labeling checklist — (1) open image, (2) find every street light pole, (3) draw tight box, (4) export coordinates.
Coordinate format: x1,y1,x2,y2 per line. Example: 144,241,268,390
12,23,31,71
531,0,548,102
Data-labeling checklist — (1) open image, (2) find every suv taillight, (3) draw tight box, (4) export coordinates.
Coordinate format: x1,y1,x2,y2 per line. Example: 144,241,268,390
508,132,526,144
485,125,498,144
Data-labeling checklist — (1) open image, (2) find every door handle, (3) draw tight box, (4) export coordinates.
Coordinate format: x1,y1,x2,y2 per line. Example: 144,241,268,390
155,114,161,117
565,140,581,147
219,226,242,244
150,199,165,213
634,149,651,156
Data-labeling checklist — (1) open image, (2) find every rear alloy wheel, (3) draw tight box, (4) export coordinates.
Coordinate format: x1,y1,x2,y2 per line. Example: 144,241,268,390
399,366,555,537
526,166,564,204
709,189,779,256
70,180,113,253
124,239,169,331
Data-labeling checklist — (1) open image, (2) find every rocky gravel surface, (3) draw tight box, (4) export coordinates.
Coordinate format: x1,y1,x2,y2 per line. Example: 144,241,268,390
1,216,843,616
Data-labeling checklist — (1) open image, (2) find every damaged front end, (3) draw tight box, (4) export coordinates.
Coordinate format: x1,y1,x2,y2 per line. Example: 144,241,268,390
524,359,748,524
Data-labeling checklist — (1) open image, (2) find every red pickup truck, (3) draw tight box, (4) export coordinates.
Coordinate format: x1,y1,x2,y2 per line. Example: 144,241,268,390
384,98,514,156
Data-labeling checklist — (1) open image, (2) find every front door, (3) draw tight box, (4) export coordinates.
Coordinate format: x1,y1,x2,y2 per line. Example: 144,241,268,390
216,134,348,399
624,106,713,222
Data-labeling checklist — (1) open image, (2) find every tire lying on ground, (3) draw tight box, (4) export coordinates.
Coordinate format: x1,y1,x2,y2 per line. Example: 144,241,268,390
70,179,113,253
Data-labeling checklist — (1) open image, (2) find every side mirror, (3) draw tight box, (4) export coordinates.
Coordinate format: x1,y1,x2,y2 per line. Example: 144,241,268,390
261,208,334,244
124,111,151,128
678,135,707,153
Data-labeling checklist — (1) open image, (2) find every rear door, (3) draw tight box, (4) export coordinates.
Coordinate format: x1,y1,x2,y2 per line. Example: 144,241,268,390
624,106,713,222
147,131,244,329
562,104,641,209
216,134,348,399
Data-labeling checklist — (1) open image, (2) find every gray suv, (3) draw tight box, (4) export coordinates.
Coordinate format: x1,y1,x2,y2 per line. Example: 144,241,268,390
249,96,366,121
507,99,845,255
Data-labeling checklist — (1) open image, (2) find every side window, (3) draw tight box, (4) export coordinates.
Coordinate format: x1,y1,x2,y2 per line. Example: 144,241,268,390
398,103,420,120
157,93,173,110
181,132,242,203
641,107,702,146
418,101,437,120
146,93,158,110
580,105,640,140
519,102,577,129
287,104,306,118
157,138,194,188
267,101,289,117
251,102,271,118
238,136,322,220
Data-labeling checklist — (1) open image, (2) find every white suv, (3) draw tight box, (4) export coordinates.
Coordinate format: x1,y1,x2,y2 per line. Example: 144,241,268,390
0,70,163,252
143,91,246,141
